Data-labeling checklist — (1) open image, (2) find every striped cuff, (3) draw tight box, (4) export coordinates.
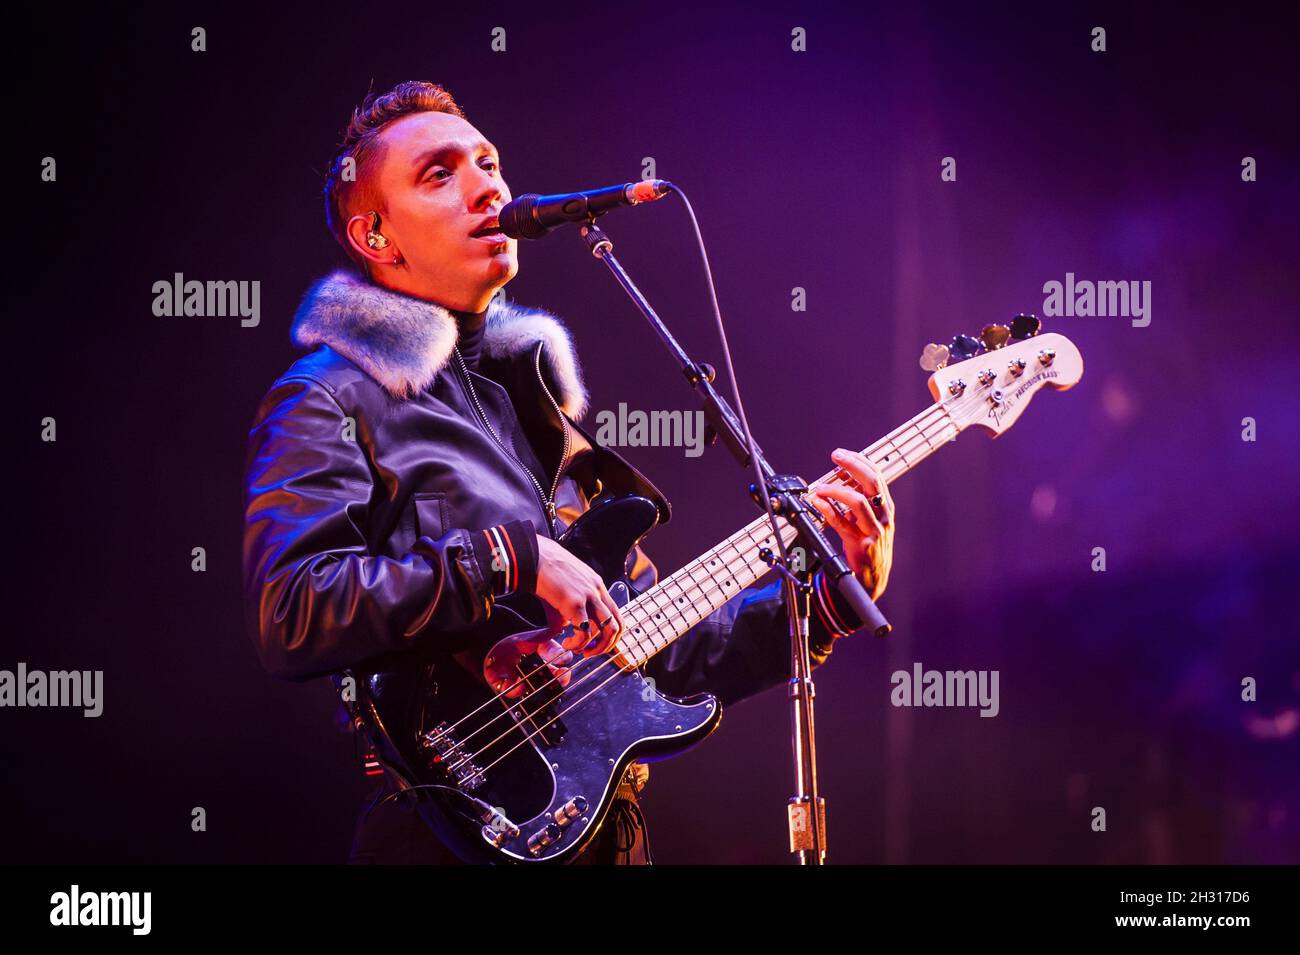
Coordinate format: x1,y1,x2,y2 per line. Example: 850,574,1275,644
812,567,864,638
472,520,540,597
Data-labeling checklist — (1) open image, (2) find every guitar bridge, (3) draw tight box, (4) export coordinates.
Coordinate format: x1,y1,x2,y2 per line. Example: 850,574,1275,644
420,721,486,791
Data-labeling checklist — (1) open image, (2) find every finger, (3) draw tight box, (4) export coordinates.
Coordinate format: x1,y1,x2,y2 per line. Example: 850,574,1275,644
491,659,528,700
880,491,896,531
813,482,872,527
808,489,862,543
809,486,854,531
838,461,892,532
814,483,886,542
582,592,619,655
601,586,625,636
590,600,622,654
539,640,574,688
844,449,895,527
829,448,875,494
559,607,592,650
589,576,622,629
488,664,521,699
857,454,895,527
834,454,892,531
808,488,849,531
831,448,880,497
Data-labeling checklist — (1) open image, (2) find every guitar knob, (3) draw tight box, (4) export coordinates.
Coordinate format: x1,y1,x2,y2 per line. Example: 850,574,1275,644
989,389,1004,406
527,822,564,855
482,824,510,848
1010,314,1042,340
977,368,996,386
947,378,967,396
1008,358,1027,377
918,342,950,371
980,324,1011,350
554,795,589,825
1038,348,1056,366
949,334,982,362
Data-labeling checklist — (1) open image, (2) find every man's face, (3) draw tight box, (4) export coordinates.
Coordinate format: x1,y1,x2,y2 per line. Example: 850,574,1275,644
364,111,517,311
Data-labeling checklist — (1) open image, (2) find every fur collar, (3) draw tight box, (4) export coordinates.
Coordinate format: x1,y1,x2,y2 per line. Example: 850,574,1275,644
290,269,589,420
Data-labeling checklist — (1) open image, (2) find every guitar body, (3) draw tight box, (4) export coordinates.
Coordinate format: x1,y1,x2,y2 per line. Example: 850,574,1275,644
356,494,723,864
348,327,1084,864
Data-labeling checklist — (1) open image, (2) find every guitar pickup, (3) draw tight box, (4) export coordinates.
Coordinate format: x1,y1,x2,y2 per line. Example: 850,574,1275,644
512,653,568,747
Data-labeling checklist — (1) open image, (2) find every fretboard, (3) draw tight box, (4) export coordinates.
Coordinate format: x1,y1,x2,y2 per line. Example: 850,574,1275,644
615,397,961,667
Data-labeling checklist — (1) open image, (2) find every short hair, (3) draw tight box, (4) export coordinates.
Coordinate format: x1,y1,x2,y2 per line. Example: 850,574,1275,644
323,81,466,270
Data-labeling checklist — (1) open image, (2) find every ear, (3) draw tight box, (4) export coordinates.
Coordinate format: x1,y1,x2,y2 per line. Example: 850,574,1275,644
346,212,401,269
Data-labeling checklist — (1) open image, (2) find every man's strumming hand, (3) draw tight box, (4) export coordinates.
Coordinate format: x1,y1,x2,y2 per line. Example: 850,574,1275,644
534,536,624,656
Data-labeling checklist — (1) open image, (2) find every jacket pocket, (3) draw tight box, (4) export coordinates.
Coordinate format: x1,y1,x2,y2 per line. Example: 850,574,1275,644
412,492,449,542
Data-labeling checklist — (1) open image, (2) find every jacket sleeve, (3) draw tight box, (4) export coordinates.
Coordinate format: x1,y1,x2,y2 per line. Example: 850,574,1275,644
241,376,538,682
636,543,866,709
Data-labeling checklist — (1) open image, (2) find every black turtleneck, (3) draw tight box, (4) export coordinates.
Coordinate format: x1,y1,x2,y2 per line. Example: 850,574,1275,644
451,307,487,371
449,305,552,505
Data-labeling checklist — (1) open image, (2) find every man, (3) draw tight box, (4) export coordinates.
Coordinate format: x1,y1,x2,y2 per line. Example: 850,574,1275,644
241,81,895,864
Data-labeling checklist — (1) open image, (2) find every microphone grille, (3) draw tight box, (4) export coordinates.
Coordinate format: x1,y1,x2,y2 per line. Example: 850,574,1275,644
500,194,545,240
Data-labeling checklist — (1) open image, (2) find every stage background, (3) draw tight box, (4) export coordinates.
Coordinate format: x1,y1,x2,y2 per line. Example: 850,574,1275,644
6,1,1298,863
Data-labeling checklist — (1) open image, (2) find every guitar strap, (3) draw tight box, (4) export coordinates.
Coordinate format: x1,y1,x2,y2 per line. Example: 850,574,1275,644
614,761,650,799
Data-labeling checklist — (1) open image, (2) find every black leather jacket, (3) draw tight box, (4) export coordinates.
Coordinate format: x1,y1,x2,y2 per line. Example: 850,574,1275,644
241,271,864,730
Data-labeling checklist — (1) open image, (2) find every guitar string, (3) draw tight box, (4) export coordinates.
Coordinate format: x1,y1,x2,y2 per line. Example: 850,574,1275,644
440,390,971,778
444,347,1050,776
463,436,930,784
456,356,1053,781
425,392,962,756
440,393,975,778
432,392,958,753
442,396,967,780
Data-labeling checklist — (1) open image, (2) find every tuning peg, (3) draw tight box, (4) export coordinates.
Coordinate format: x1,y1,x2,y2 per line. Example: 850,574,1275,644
980,323,1011,350
918,342,950,371
948,334,982,362
1010,314,1041,340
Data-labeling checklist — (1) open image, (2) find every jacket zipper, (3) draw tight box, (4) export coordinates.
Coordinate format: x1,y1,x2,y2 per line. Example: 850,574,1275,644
532,344,572,519
451,346,561,537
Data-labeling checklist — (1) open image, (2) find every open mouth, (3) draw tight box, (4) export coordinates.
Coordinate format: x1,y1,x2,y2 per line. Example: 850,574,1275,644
470,219,508,242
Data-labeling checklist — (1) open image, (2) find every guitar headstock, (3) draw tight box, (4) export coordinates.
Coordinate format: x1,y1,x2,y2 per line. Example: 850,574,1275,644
920,316,1083,437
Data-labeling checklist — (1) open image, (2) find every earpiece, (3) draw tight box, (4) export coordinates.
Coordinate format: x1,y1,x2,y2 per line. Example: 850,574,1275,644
365,211,390,250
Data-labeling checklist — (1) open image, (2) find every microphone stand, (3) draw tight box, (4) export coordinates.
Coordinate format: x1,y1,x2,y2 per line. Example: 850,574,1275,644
576,220,890,865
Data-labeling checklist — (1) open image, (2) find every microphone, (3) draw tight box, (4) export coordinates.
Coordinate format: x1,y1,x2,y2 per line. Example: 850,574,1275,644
499,180,672,240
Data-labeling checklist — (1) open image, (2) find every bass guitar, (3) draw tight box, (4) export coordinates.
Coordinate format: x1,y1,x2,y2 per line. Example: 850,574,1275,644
345,321,1083,863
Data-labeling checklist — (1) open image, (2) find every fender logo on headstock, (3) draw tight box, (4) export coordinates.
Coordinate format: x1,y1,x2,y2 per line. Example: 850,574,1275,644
988,369,1059,427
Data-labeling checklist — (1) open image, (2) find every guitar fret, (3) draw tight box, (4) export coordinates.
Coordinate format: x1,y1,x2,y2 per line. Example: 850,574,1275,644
616,399,965,668
684,562,713,587
657,577,695,632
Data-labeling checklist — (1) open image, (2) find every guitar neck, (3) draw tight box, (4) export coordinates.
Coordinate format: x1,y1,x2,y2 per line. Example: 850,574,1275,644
616,397,962,667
